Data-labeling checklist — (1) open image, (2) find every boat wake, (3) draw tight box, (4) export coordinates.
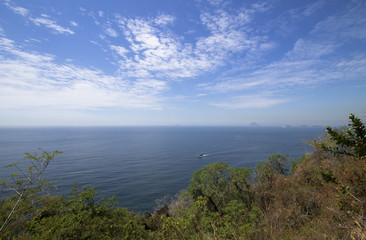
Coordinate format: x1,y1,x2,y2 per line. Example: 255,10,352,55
197,153,208,158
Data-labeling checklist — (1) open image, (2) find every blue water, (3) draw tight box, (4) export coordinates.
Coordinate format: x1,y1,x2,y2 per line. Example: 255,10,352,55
0,126,324,212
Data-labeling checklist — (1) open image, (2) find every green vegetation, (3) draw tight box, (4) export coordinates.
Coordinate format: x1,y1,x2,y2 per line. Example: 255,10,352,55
323,113,366,158
1,114,366,239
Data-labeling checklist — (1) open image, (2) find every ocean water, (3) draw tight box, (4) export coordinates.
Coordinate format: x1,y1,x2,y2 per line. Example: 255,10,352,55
0,126,324,212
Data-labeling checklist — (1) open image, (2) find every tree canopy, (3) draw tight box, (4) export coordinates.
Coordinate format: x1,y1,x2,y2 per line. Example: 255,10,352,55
324,113,366,158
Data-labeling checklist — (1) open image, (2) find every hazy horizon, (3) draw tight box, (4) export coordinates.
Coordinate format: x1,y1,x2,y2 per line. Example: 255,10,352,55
0,124,328,128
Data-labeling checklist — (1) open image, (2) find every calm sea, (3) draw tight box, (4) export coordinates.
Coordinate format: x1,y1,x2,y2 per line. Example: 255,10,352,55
0,126,324,212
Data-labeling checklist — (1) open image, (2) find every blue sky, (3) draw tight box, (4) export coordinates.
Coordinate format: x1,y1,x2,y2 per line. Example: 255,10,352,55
0,0,365,126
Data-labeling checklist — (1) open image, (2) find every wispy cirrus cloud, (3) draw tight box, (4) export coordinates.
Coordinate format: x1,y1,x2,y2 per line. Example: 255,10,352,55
267,1,325,37
4,1,75,35
206,0,225,6
70,21,78,27
29,17,75,35
105,27,118,37
154,14,175,25
108,6,268,80
110,45,129,57
3,0,29,16
200,1,366,108
83,4,282,110
0,36,167,111
211,94,289,109
196,7,268,61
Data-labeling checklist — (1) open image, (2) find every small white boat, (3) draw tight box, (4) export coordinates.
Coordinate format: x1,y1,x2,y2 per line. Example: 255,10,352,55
197,153,205,158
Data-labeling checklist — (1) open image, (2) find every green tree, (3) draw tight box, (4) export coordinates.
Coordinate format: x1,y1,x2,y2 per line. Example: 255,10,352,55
0,149,61,233
323,113,366,158
254,154,290,183
187,162,253,213
27,185,149,239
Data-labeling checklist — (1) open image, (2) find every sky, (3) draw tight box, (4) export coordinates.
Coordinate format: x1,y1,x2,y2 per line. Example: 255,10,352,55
0,0,365,126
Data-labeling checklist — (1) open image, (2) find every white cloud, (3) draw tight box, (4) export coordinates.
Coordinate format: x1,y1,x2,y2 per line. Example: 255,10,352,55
4,0,76,37
11,6,29,16
110,45,129,57
204,52,366,96
117,16,197,78
70,21,78,27
288,39,337,60
310,3,366,40
4,1,29,16
207,0,226,6
24,38,42,43
196,9,254,57
212,94,288,109
112,8,260,80
154,14,175,25
251,3,271,12
105,27,118,37
30,17,75,35
0,36,167,111
266,1,325,38
202,2,366,99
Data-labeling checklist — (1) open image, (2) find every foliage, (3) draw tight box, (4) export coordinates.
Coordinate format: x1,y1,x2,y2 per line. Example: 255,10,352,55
254,153,290,183
0,149,61,233
289,154,310,174
1,184,150,239
26,185,149,240
187,162,253,212
323,113,366,158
